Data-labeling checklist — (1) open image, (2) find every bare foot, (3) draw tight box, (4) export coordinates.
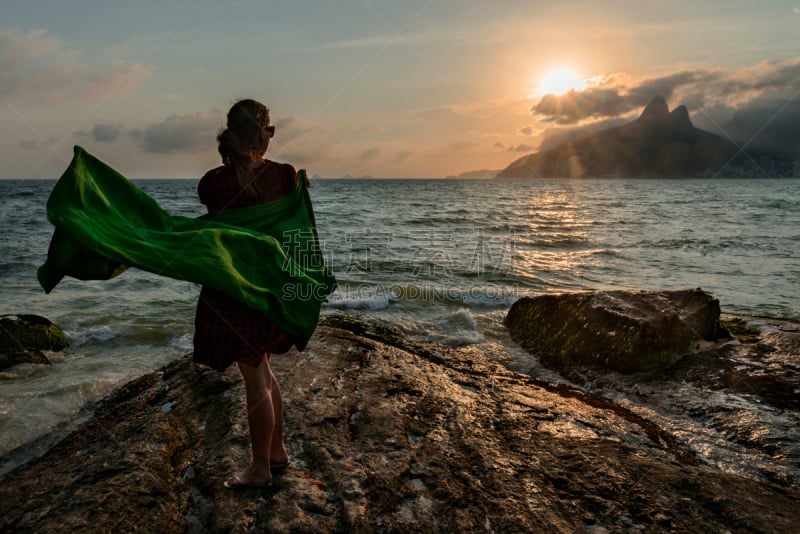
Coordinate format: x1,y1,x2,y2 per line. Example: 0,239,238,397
270,450,290,468
224,466,272,488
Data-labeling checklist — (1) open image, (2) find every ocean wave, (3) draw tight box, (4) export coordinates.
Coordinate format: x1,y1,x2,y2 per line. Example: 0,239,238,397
0,261,36,274
63,322,195,349
324,293,391,311
326,283,521,310
417,308,485,347
64,325,119,347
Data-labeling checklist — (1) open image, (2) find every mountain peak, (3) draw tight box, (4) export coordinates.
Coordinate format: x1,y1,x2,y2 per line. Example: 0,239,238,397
639,96,670,123
669,105,693,131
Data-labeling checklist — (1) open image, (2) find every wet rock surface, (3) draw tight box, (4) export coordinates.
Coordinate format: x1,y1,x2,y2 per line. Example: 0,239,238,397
565,314,800,490
1,314,799,533
505,289,726,373
0,314,68,370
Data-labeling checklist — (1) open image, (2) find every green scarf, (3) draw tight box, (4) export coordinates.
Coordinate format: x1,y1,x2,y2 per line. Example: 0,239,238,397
38,146,336,351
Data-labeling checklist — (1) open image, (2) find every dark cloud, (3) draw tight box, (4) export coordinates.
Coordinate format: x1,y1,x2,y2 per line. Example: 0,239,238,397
748,60,800,92
690,103,737,134
519,126,534,136
493,142,505,149
278,140,341,167
19,138,42,150
507,143,536,153
538,117,629,151
532,87,631,124
625,70,712,106
140,110,223,154
448,141,477,152
392,151,410,163
75,123,124,143
359,147,381,161
18,137,58,150
272,116,313,143
530,59,800,126
722,97,800,155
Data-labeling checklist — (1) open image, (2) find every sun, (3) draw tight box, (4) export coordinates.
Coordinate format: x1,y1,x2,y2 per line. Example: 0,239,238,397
537,67,584,96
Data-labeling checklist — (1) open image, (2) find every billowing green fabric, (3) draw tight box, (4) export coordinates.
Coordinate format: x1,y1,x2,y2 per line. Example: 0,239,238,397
38,146,336,351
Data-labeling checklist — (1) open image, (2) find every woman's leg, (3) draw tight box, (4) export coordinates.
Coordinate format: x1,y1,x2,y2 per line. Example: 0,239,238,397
262,363,289,465
231,358,274,485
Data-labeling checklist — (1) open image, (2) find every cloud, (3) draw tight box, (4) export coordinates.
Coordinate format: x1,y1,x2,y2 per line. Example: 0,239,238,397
359,147,381,161
530,59,800,125
519,126,534,136
272,117,317,143
507,143,536,153
392,151,410,163
794,7,800,14
532,87,632,124
538,117,629,151
0,28,149,104
75,123,125,143
140,110,224,154
18,137,58,151
448,141,478,152
721,97,800,156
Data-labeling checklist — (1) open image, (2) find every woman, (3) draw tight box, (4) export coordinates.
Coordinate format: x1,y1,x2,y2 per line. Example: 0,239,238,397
194,99,297,488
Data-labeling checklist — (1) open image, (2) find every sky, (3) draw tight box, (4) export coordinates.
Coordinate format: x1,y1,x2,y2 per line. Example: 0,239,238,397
1,0,799,178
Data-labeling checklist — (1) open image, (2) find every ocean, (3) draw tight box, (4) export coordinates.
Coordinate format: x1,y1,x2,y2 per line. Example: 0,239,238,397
1,176,799,471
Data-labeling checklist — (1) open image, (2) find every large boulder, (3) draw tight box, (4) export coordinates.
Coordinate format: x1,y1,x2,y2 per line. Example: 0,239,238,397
0,314,68,370
504,289,725,373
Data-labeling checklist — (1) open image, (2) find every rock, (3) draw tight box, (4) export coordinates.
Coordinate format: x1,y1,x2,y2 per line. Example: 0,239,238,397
504,289,725,373
547,313,800,487
0,314,67,370
0,349,51,369
1,314,798,533
664,316,800,410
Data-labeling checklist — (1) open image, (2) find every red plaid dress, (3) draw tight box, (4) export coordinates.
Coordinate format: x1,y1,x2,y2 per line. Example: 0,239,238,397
192,160,298,371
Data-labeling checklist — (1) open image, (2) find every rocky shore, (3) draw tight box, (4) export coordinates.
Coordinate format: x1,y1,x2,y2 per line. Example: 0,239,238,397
1,305,798,533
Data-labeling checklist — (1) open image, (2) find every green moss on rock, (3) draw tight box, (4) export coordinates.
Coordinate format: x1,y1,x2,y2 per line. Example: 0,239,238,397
720,318,760,343
0,314,68,352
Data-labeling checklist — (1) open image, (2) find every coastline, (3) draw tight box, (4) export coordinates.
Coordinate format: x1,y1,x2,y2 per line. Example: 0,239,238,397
1,312,798,532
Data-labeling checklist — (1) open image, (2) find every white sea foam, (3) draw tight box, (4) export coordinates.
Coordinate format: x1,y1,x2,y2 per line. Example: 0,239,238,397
324,293,391,311
461,287,522,307
64,325,119,347
326,283,520,309
169,333,194,352
427,308,484,346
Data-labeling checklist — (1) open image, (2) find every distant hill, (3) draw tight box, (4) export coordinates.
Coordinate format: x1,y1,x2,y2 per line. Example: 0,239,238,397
446,169,500,179
497,96,740,178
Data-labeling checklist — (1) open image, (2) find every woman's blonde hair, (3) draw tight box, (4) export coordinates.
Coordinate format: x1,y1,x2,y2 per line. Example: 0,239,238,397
217,99,269,197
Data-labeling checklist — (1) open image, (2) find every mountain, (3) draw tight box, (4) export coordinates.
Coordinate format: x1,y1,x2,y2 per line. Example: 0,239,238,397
497,96,740,178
